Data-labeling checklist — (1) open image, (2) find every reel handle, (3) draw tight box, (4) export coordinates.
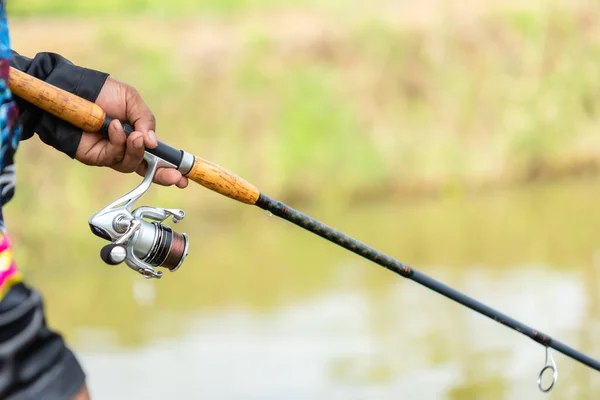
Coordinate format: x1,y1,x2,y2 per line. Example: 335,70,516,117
7,66,261,205
100,243,127,265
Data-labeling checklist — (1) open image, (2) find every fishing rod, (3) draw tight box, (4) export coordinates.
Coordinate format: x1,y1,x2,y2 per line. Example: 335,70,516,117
8,66,600,392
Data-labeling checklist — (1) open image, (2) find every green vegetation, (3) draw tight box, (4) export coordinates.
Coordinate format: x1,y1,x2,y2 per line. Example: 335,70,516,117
9,2,600,206
7,0,323,16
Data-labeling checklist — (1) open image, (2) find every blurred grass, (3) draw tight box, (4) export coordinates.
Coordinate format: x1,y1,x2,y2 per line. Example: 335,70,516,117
6,0,324,16
8,1,600,205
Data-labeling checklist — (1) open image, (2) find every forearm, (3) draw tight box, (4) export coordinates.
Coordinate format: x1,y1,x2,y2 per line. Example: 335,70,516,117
10,50,109,158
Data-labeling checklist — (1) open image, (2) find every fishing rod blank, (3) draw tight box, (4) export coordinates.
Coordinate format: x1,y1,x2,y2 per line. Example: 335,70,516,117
254,194,599,392
8,66,600,393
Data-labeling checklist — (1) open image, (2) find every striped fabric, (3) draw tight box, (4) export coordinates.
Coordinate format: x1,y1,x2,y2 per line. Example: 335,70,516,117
0,1,22,233
0,0,23,302
0,233,20,300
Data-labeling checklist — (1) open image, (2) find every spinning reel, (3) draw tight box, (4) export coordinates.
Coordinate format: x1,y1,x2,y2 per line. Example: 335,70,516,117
88,153,190,279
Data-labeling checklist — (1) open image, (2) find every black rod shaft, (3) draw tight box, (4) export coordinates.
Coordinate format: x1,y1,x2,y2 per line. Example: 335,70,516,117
255,193,600,372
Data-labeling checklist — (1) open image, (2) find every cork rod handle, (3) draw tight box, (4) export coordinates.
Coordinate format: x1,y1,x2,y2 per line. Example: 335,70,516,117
8,66,106,132
186,156,260,205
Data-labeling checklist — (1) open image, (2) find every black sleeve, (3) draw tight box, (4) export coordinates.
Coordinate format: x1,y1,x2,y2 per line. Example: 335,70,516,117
9,50,109,158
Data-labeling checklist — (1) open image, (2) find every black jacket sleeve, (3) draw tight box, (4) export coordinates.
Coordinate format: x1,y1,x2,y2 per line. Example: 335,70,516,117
9,50,109,158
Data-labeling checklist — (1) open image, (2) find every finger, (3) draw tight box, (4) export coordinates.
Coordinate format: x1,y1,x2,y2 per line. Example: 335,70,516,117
154,168,189,188
102,119,127,165
135,163,189,189
126,87,158,149
116,130,145,173
177,176,189,189
173,174,189,189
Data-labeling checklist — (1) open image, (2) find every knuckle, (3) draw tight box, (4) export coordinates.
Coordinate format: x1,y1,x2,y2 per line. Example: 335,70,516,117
126,85,140,99
120,160,136,173
128,131,140,142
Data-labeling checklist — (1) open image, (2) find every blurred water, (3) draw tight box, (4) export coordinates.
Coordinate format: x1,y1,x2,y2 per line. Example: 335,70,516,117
78,264,598,399
20,178,600,399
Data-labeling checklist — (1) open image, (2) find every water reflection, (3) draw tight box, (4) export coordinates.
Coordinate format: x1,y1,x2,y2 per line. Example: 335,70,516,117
78,263,597,399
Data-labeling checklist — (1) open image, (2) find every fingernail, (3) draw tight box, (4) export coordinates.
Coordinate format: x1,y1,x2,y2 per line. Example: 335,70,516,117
112,119,123,132
133,136,144,149
149,130,158,146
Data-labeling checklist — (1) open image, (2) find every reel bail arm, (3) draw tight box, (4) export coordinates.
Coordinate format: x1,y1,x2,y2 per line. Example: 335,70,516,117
88,152,190,279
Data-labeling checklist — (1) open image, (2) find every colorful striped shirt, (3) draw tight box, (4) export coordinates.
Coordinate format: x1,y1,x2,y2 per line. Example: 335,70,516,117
0,233,19,299
0,1,24,300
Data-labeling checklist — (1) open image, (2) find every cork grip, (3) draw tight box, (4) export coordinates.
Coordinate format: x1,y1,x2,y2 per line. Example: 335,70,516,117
187,156,260,205
8,66,106,132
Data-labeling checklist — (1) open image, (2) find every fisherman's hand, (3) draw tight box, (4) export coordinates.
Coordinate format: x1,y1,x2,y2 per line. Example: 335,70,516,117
73,76,189,189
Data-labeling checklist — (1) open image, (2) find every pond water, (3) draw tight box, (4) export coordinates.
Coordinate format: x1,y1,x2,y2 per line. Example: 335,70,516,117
34,178,600,399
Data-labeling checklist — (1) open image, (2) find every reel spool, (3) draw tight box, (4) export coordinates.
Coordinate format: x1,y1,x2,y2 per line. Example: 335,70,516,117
88,153,190,279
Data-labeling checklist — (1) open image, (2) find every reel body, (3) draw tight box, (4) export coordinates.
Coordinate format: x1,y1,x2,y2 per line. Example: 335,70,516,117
89,153,190,279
